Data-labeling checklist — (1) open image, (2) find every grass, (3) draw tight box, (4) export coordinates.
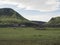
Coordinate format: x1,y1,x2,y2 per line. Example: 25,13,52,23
0,27,60,45
0,15,28,24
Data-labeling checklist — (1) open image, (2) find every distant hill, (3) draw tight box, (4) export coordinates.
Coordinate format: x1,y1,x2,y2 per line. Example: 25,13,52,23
0,8,28,24
46,17,60,27
47,17,60,24
31,21,46,25
1,8,60,28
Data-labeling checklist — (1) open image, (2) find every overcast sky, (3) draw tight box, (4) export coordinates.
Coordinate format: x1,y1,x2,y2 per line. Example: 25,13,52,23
0,0,60,22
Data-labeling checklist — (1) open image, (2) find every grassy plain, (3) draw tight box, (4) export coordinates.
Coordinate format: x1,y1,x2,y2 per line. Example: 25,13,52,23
0,27,60,45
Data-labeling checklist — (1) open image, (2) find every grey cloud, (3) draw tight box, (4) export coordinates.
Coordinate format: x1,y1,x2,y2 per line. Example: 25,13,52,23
0,0,60,12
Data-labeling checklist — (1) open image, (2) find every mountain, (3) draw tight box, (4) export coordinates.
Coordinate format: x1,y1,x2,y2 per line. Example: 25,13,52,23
0,8,28,24
47,17,60,24
31,21,46,25
46,17,60,27
1,8,60,28
0,8,45,27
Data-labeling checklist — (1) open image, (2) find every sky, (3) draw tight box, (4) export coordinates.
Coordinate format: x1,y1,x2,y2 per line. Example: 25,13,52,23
0,0,60,22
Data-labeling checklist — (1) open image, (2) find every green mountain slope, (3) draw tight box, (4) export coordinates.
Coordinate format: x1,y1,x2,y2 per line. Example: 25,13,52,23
47,17,60,24
0,8,28,24
45,16,60,27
